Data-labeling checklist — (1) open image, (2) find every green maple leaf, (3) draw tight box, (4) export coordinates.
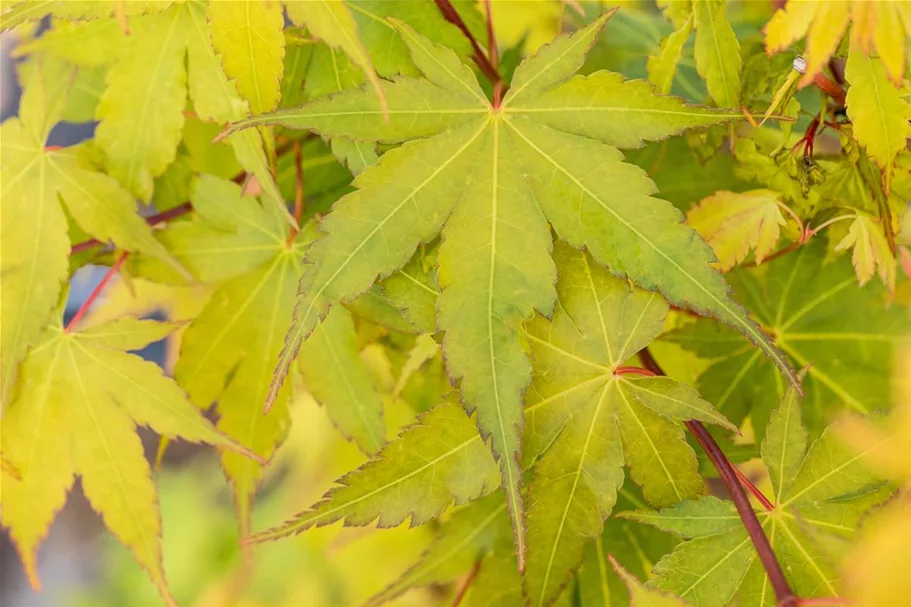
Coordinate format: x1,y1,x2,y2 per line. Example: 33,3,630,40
523,243,735,607
18,1,291,225
365,491,509,607
0,57,185,404
622,383,892,607
248,400,499,543
575,485,680,607
151,174,384,534
667,238,910,438
225,14,797,564
0,317,257,605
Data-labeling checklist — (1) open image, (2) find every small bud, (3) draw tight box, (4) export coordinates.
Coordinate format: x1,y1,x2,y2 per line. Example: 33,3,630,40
793,56,807,74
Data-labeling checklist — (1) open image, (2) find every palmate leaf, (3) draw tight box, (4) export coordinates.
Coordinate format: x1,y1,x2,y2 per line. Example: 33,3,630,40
249,400,500,543
523,243,735,607
844,46,911,191
623,382,892,607
0,57,184,404
156,174,384,534
365,491,509,606
687,189,788,271
0,317,257,605
766,0,911,85
25,1,292,225
225,13,797,565
667,238,910,438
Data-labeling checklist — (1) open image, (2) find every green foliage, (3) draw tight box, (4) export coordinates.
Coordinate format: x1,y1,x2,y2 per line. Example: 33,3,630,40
0,1,908,606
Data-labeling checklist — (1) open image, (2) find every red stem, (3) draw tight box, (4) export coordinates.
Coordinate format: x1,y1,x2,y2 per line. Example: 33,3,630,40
71,203,192,254
64,252,129,333
450,560,482,607
293,141,304,225
638,348,797,607
433,0,503,92
811,73,845,107
733,466,775,511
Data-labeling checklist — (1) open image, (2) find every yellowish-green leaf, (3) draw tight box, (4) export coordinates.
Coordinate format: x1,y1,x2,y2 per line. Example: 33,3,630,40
0,318,254,603
523,244,732,607
648,14,694,95
284,0,388,118
0,63,184,404
611,557,694,607
249,401,500,542
299,306,386,454
766,0,911,85
835,213,897,293
693,0,741,108
688,190,788,271
845,46,911,191
94,4,187,200
208,0,284,114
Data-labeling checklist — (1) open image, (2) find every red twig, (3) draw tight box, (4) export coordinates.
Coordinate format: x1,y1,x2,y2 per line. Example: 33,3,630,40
71,203,192,254
288,140,305,245
811,72,845,107
733,466,775,511
433,0,502,92
450,560,482,607
638,348,798,607
64,252,129,333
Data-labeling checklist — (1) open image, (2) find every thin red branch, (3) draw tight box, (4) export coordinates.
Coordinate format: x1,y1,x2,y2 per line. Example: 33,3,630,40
733,466,775,511
70,203,192,254
64,252,129,333
433,0,502,91
288,140,305,245
638,348,798,607
482,0,498,70
811,72,845,107
450,560,482,607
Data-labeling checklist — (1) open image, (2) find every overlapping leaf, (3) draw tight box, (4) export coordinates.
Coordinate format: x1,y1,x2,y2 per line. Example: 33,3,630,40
155,174,383,534
0,317,256,605
522,244,734,607
248,400,500,542
667,238,910,438
225,14,797,564
688,189,789,271
623,383,892,606
0,58,183,404
766,0,911,85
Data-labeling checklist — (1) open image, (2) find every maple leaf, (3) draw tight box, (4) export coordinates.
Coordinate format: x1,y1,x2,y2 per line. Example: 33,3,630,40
284,0,388,118
145,174,383,534
687,189,789,271
844,46,911,192
574,486,680,607
18,2,292,224
765,0,911,85
0,57,185,404
522,243,735,607
0,317,258,604
693,0,742,108
224,14,797,564
622,382,892,607
667,238,910,438
611,557,694,607
208,0,285,114
365,491,509,606
248,400,500,543
834,212,897,293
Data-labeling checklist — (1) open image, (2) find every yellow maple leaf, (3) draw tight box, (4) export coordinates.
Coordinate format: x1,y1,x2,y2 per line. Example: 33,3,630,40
834,213,897,294
687,189,790,270
765,0,911,85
